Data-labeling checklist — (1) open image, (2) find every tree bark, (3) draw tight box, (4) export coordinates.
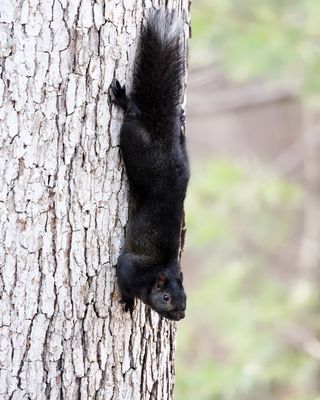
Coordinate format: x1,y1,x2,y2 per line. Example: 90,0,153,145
0,1,189,399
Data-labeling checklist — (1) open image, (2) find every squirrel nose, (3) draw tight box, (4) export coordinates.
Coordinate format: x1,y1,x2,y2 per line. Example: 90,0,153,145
175,310,185,320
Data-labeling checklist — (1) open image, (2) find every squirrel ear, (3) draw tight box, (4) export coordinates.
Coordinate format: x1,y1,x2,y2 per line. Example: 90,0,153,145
155,272,167,289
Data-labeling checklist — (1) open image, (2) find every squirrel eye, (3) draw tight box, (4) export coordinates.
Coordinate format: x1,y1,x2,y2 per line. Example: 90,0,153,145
163,294,171,303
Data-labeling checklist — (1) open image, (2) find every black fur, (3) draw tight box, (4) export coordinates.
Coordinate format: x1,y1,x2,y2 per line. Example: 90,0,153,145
110,10,189,321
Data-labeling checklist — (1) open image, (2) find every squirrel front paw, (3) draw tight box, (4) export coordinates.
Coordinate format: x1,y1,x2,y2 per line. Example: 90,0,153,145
120,295,135,313
110,80,128,110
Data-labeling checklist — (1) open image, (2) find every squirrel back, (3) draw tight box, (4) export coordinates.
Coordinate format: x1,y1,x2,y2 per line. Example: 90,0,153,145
131,10,186,134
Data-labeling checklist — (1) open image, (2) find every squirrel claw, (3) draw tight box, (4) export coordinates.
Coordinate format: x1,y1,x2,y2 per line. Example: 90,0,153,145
110,79,127,108
120,296,134,313
180,109,186,124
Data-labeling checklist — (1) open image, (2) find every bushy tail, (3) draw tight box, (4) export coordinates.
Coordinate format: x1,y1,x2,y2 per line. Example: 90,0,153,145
131,10,186,133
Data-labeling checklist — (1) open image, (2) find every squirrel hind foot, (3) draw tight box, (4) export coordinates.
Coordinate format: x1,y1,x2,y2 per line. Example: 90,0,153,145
110,79,128,110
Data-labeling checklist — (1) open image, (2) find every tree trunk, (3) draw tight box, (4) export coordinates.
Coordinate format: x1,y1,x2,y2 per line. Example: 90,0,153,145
0,1,189,399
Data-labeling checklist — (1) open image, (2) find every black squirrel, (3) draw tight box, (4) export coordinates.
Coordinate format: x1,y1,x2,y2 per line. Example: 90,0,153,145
110,10,189,321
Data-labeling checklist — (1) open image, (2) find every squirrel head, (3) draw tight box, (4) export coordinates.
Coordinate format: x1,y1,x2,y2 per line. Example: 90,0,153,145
148,270,186,321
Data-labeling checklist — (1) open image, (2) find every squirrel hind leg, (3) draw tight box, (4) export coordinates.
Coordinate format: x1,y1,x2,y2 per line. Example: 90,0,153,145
110,79,140,118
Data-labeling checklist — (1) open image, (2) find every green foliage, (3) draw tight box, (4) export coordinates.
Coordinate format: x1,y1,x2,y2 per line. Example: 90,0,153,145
186,159,300,251
191,0,320,96
175,160,318,400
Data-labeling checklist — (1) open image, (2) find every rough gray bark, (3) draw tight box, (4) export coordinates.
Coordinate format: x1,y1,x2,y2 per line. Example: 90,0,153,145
0,1,189,399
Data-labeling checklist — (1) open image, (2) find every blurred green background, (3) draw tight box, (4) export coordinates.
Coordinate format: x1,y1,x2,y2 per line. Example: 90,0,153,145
175,1,320,399
190,0,320,96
